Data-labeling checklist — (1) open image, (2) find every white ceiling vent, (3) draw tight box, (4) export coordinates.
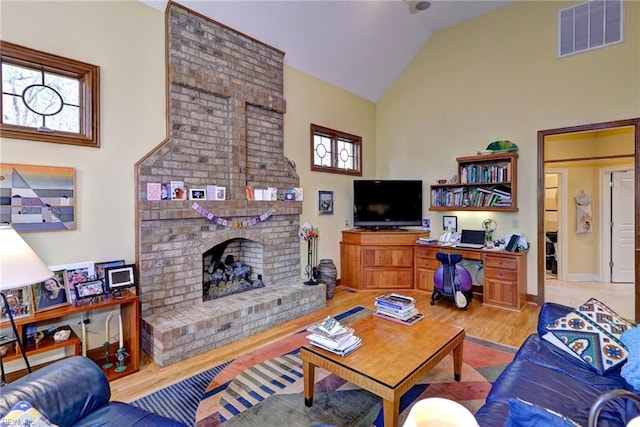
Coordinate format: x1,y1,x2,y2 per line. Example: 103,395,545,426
558,0,624,57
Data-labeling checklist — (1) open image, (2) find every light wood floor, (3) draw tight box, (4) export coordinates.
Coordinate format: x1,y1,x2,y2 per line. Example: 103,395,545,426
110,287,540,403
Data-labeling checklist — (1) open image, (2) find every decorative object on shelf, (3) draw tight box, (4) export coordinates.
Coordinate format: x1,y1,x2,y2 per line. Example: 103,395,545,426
318,190,334,215
0,224,54,382
81,322,87,357
0,287,31,321
484,140,519,154
47,261,95,303
146,182,162,200
115,346,129,373
53,328,71,342
245,186,255,201
74,279,104,301
114,314,128,372
482,218,497,244
191,202,279,228
443,215,457,232
299,221,319,286
104,264,136,295
102,312,114,369
188,188,207,200
33,270,70,313
0,163,76,232
102,341,114,369
95,260,125,280
214,186,226,201
170,180,186,200
317,259,337,299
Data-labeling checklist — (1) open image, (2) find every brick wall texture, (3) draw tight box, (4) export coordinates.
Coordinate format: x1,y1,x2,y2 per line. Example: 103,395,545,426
136,3,303,319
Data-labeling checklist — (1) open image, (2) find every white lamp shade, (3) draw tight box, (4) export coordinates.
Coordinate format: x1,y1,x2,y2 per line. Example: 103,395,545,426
402,398,479,427
0,224,53,290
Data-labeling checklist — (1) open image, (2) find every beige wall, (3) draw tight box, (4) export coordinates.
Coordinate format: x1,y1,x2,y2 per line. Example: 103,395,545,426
0,1,376,281
0,1,166,266
377,0,640,295
283,68,376,275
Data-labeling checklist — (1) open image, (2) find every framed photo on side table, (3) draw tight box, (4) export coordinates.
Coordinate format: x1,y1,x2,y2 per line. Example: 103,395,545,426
48,261,95,302
104,264,137,296
95,260,125,280
443,215,458,232
75,280,104,300
33,270,71,313
1,286,32,320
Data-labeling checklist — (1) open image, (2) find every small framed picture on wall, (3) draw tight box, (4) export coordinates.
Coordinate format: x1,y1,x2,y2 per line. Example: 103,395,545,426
443,215,458,232
318,190,334,215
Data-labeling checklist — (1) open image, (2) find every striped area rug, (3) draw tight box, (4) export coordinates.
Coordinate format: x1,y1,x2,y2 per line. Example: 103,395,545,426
130,359,233,424
131,307,516,426
130,306,370,426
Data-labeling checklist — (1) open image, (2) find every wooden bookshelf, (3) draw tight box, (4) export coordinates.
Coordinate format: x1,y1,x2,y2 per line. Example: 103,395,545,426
430,152,518,211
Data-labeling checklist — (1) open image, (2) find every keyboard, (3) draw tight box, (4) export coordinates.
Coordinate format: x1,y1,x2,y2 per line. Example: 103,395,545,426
455,243,485,249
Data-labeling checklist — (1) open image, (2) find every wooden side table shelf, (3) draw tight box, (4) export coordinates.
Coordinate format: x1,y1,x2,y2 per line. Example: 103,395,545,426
0,294,139,381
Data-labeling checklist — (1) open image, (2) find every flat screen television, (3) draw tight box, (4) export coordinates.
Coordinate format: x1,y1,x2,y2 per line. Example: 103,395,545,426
353,180,423,229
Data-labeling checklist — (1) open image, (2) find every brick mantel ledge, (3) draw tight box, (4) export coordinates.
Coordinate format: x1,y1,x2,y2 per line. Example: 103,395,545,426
138,200,302,221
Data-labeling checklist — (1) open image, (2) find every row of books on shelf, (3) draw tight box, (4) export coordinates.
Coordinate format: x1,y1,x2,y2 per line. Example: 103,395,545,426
460,163,511,184
306,316,361,356
431,185,512,208
374,294,424,326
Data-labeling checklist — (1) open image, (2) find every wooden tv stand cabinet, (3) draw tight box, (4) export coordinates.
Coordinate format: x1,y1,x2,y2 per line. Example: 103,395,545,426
340,230,430,290
340,230,528,310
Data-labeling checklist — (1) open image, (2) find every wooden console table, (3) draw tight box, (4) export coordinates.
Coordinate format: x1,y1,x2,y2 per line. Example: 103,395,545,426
1,294,139,381
340,230,430,290
340,230,528,310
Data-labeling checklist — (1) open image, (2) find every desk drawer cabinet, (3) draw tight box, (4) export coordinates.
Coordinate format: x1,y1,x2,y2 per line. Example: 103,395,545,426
414,246,440,291
484,253,527,310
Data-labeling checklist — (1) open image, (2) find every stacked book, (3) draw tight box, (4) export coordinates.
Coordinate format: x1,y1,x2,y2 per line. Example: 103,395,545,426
306,316,362,356
374,294,424,326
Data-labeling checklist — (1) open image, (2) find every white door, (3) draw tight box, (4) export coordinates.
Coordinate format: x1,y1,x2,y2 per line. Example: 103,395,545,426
611,170,635,283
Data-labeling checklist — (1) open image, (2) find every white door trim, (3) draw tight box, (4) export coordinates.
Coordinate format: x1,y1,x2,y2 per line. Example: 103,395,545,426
599,164,634,283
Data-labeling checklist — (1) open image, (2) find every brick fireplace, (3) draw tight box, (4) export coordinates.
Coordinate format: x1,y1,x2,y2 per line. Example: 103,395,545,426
136,3,325,367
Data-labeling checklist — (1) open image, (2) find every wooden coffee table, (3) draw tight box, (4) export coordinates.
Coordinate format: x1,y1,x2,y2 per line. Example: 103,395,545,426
301,314,465,427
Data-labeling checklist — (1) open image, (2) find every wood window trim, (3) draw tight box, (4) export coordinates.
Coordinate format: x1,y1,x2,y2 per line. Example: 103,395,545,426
0,41,100,148
310,123,362,176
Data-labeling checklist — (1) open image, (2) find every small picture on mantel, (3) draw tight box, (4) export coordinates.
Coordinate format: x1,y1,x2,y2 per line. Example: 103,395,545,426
215,186,226,201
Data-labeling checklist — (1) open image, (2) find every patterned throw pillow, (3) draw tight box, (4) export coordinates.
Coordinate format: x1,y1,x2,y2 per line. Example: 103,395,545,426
543,298,634,375
0,401,56,426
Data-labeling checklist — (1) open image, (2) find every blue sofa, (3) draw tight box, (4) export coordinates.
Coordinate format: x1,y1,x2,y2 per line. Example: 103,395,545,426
475,302,639,427
0,356,186,427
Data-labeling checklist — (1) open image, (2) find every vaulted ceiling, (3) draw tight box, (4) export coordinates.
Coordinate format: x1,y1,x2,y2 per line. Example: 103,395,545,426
140,1,513,102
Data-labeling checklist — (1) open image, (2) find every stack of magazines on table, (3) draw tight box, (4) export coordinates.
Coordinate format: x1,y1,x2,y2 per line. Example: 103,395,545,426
306,316,362,356
374,293,424,326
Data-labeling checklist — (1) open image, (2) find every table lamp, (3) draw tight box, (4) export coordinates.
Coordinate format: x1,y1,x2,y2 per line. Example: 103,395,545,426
0,224,54,382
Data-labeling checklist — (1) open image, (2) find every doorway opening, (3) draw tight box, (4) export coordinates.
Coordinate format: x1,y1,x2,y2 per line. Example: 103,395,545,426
537,118,639,322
